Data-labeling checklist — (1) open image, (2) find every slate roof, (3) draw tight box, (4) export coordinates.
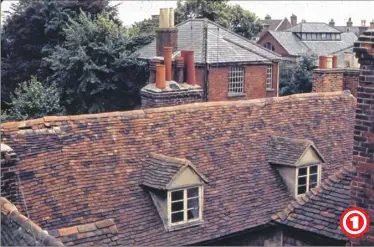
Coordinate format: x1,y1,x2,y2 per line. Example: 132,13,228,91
261,19,284,31
266,31,358,60
50,219,120,246
335,26,368,37
268,136,324,166
140,152,208,190
272,165,353,241
1,197,64,247
0,91,355,245
285,22,342,33
136,19,281,64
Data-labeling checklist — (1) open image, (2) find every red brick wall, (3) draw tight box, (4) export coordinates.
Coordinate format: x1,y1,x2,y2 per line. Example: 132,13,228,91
350,63,374,246
208,64,278,101
257,33,290,57
312,70,344,93
343,69,360,98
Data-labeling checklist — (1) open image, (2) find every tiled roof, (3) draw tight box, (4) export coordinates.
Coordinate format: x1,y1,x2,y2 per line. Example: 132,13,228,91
136,19,281,64
1,197,64,247
267,31,358,60
285,22,342,33
0,91,355,245
268,136,324,166
272,166,354,241
335,26,368,37
140,152,208,190
260,19,283,31
50,219,120,246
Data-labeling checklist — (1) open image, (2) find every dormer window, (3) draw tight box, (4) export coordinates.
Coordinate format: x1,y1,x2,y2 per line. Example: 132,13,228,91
268,136,325,198
169,187,202,225
296,165,321,195
140,153,208,231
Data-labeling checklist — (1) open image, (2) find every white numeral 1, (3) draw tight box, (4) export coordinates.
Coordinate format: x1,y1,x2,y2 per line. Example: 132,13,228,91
350,216,359,229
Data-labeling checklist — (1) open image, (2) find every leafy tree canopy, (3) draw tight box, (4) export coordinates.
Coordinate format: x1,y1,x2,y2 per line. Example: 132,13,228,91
2,76,65,122
45,11,148,114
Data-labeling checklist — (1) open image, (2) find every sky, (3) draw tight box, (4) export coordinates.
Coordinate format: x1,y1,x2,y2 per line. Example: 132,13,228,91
1,1,373,27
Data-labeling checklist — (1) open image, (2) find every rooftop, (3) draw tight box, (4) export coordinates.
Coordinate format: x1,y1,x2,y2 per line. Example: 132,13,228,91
1,91,355,245
285,22,342,33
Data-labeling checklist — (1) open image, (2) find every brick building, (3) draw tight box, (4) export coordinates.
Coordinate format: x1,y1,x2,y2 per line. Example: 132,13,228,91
253,14,297,41
137,8,281,106
257,22,358,66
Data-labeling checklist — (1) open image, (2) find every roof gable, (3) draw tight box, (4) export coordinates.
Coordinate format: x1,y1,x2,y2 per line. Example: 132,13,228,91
140,153,208,190
268,136,325,166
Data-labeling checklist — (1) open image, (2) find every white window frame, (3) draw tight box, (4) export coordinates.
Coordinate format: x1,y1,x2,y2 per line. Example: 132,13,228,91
264,42,274,51
295,165,321,197
167,186,203,226
228,66,245,96
266,65,273,90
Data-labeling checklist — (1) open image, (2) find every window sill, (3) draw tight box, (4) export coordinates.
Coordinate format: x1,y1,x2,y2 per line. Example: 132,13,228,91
166,220,204,232
266,88,274,92
228,93,246,98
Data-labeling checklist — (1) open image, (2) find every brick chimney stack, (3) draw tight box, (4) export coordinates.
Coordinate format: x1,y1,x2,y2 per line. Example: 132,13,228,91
265,14,271,20
1,143,20,207
329,19,335,27
156,8,178,57
291,14,297,26
350,29,374,246
370,20,374,29
347,17,353,27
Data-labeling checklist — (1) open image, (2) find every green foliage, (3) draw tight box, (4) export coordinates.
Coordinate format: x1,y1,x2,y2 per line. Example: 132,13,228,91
2,76,65,122
126,17,158,37
1,0,120,109
45,11,148,114
280,53,318,96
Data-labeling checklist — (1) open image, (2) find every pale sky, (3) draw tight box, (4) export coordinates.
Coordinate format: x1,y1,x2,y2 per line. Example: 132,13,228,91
1,1,373,27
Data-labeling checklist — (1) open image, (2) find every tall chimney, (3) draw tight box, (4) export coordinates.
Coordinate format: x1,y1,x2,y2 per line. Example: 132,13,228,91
329,19,335,27
265,14,271,20
164,47,173,81
370,20,374,29
319,55,327,69
291,14,297,26
350,29,374,246
156,8,178,57
346,17,353,27
263,23,270,32
182,50,196,85
155,64,166,89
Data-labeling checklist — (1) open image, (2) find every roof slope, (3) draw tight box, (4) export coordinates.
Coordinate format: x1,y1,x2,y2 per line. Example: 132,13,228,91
268,31,357,58
50,219,120,246
261,19,283,31
1,197,64,246
285,22,342,33
268,136,323,166
272,166,353,241
137,19,281,64
0,91,355,246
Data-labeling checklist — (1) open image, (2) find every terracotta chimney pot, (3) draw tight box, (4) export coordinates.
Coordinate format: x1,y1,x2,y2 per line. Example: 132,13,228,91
332,55,338,68
164,47,173,81
149,58,160,84
319,55,327,69
184,50,196,85
156,64,166,89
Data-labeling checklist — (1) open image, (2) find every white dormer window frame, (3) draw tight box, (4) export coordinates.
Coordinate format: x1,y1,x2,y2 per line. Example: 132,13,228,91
295,164,321,197
167,186,203,226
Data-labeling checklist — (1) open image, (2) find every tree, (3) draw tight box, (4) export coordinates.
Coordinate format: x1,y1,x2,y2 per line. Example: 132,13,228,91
1,0,120,109
45,11,148,114
174,0,262,39
279,53,318,96
2,76,65,122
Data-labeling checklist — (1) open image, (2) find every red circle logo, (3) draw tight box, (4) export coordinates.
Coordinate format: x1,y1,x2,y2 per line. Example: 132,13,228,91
340,207,370,238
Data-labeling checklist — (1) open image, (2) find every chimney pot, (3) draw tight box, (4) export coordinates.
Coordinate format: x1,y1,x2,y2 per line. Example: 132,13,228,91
329,19,335,27
175,56,185,83
149,58,160,84
263,23,270,31
332,55,338,68
169,8,174,28
291,14,297,26
319,55,327,69
182,50,196,85
326,55,333,69
156,64,166,89
361,20,366,27
164,47,173,81
159,8,170,28
347,17,353,27
265,14,271,20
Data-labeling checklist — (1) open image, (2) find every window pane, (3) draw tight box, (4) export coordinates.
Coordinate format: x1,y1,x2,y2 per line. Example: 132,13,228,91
298,167,307,176
171,190,183,201
298,185,307,195
309,174,318,185
310,166,318,174
187,208,199,220
171,212,184,223
187,198,199,209
298,176,306,186
309,182,317,189
172,201,184,212
187,188,199,198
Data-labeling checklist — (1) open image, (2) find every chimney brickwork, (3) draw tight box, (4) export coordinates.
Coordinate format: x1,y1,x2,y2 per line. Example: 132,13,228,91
291,14,297,26
350,29,374,246
155,8,178,57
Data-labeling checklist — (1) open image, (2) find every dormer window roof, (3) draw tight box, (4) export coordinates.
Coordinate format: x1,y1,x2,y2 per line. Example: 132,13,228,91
268,136,325,198
140,153,208,231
